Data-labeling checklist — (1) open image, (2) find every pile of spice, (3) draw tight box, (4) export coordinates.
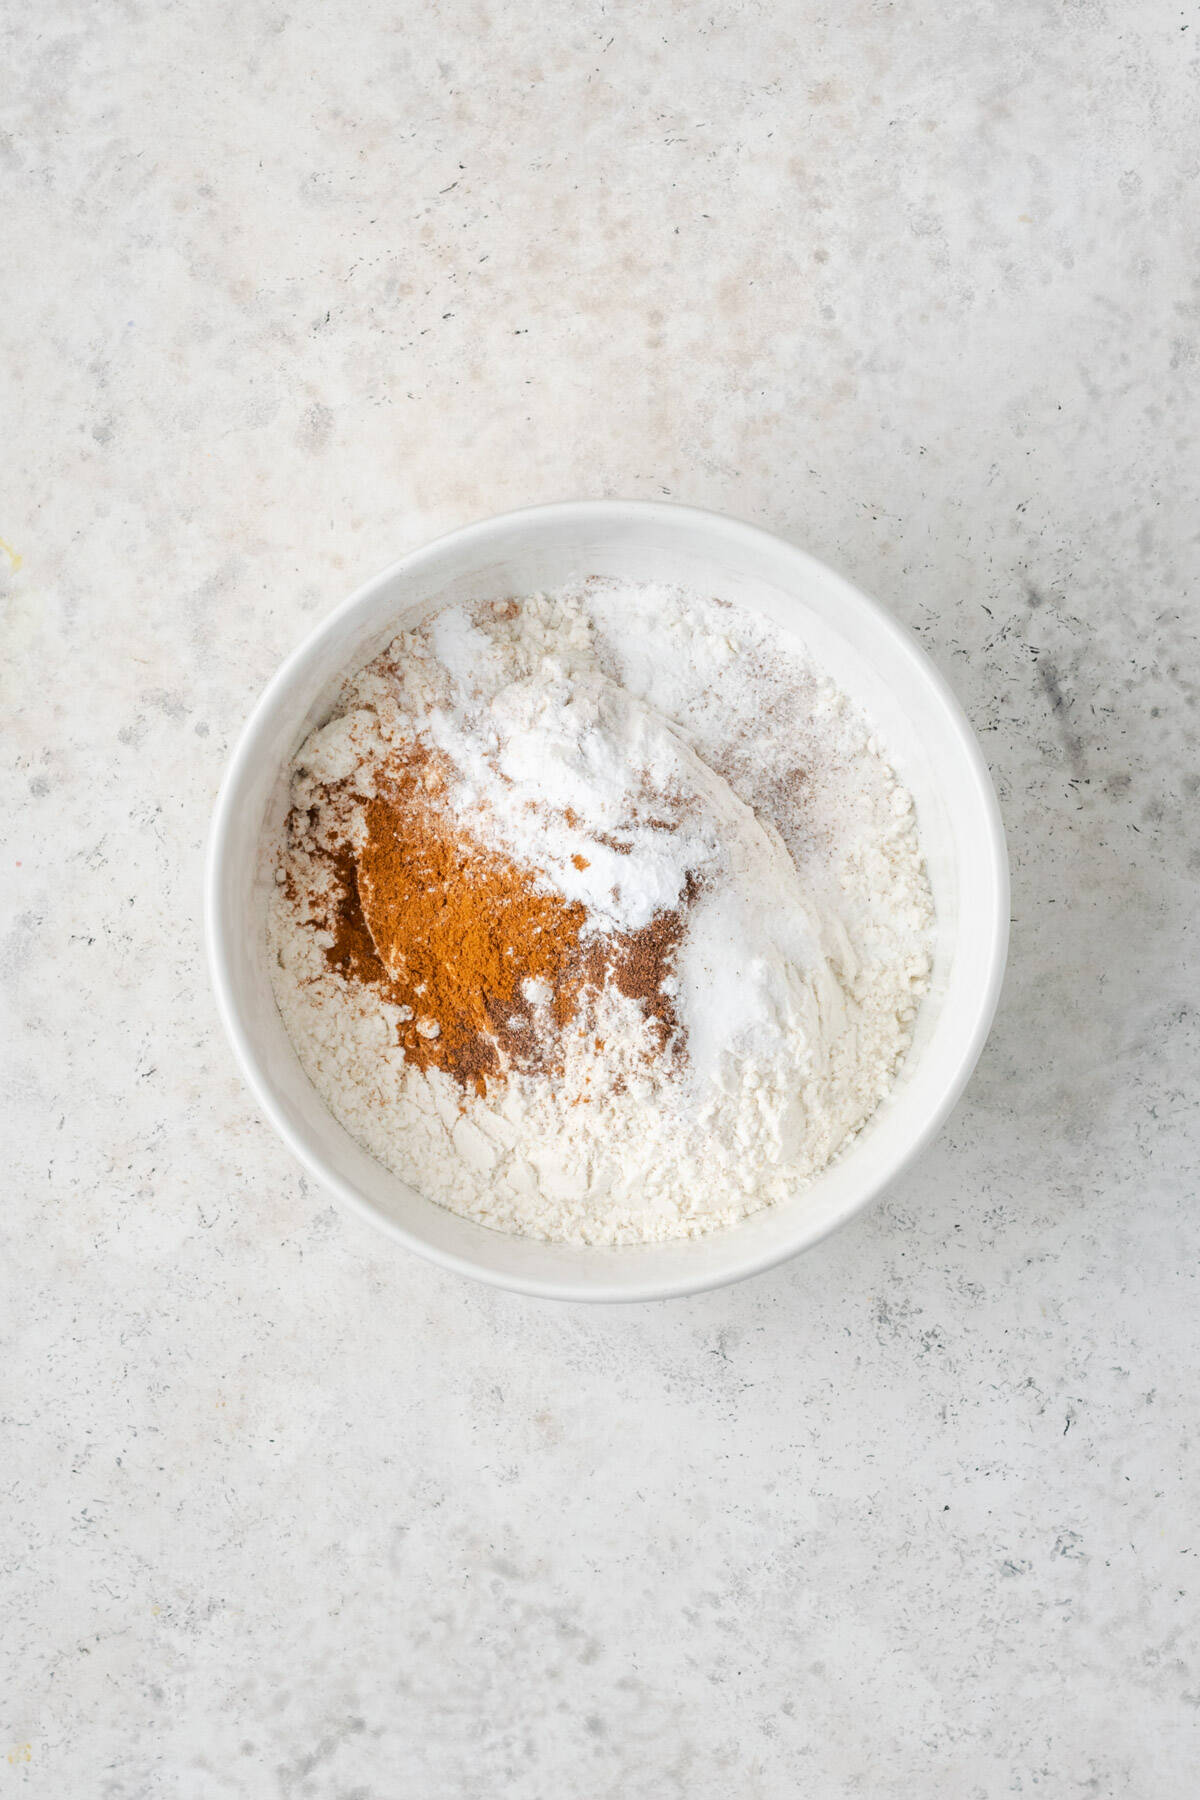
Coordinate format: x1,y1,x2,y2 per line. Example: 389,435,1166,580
290,739,690,1096
268,579,934,1245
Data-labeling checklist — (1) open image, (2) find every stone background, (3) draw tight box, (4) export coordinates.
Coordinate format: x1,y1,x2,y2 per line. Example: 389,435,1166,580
3,1,1197,1794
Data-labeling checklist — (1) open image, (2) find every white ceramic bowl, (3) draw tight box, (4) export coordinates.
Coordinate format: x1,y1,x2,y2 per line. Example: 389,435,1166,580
206,501,1007,1301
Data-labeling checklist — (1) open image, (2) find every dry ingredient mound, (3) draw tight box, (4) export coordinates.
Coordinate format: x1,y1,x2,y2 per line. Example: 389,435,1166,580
268,578,935,1245
300,741,690,1096
356,754,591,1091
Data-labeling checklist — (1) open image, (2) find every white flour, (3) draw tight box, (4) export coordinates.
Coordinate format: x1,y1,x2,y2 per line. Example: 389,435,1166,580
268,578,934,1244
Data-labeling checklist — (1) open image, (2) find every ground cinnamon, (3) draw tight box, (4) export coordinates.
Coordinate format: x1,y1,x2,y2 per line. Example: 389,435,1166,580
356,763,590,1090
309,748,692,1096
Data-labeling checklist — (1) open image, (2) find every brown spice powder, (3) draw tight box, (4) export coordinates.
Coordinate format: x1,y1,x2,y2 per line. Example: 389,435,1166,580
352,758,588,1092
607,872,698,1050
304,748,693,1096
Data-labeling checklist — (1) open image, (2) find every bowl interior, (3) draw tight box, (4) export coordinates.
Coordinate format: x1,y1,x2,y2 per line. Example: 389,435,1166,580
208,504,1006,1300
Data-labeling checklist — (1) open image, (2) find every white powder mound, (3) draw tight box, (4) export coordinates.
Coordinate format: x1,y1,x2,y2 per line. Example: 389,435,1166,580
268,579,934,1245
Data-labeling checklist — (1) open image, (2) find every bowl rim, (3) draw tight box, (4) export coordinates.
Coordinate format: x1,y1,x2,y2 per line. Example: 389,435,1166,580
205,499,1009,1301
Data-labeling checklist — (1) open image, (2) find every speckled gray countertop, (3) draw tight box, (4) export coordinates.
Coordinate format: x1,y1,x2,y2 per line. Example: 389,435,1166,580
3,3,1198,1794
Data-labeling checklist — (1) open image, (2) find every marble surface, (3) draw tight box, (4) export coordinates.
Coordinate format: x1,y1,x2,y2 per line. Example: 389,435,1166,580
3,2,1198,1793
